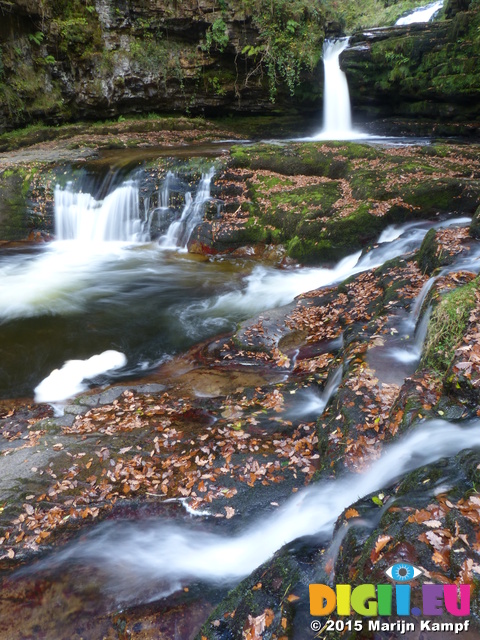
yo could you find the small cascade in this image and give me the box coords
[407,277,437,329]
[55,182,146,243]
[159,167,215,250]
[395,0,444,25]
[143,171,176,238]
[295,365,343,417]
[392,307,432,364]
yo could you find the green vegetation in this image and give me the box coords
[204,18,230,52]
[0,0,478,129]
[363,9,480,105]
[423,278,478,373]
[0,114,210,152]
[242,0,324,99]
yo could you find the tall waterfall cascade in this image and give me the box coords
[313,39,363,141]
[395,0,444,25]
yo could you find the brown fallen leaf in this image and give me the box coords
[370,534,392,563]
[264,609,274,627]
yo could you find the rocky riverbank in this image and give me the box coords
[0,126,479,638]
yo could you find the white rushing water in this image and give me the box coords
[0,217,459,326]
[395,0,444,25]
[182,219,440,325]
[159,167,215,250]
[49,420,480,601]
[291,365,343,417]
[0,171,217,322]
[313,39,365,141]
[55,182,146,243]
[34,350,127,403]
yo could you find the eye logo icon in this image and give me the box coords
[386,563,422,582]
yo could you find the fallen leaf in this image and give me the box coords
[345,508,360,520]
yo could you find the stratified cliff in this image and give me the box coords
[0,0,328,132]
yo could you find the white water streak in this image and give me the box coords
[51,421,480,598]
[159,167,214,249]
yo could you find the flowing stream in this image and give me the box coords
[0,167,469,403]
[31,420,480,603]
[1,153,478,634]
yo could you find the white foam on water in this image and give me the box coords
[34,350,127,403]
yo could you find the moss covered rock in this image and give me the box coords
[343,6,480,128]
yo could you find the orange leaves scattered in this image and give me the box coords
[455,495,480,524]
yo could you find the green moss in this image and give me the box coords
[422,278,478,373]
[259,182,342,232]
[404,179,465,211]
[416,228,439,274]
[0,169,30,240]
[0,115,211,152]
[231,142,355,178]
[470,205,480,239]
[197,548,300,639]
[364,9,480,114]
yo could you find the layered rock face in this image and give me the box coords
[0,0,325,132]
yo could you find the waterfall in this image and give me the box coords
[322,38,352,135]
[55,181,146,243]
[159,167,215,250]
[54,169,214,248]
[315,39,353,140]
[396,0,444,25]
[313,38,363,141]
